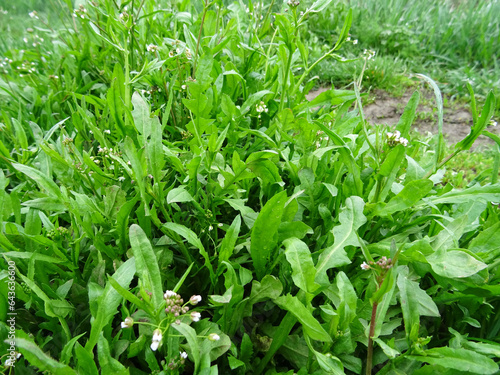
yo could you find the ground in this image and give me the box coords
[307,87,499,149]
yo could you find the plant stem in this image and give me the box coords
[366,301,379,375]
[193,1,212,76]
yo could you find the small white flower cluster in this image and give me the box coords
[489,119,498,127]
[0,9,8,15]
[346,37,358,44]
[4,352,21,367]
[29,11,39,19]
[73,5,88,19]
[168,40,192,60]
[97,146,117,155]
[167,351,189,370]
[256,101,268,118]
[121,292,213,353]
[14,61,38,77]
[121,316,134,328]
[146,44,158,53]
[360,256,393,271]
[363,49,376,60]
[386,130,409,147]
[151,329,162,351]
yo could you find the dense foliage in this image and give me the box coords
[0,0,499,374]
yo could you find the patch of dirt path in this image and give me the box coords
[308,87,499,149]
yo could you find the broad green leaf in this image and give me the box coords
[423,184,500,206]
[377,145,406,201]
[254,313,297,374]
[395,91,420,139]
[283,237,320,294]
[397,271,422,341]
[19,273,74,318]
[314,350,344,374]
[274,294,332,342]
[12,163,63,200]
[249,275,283,303]
[455,91,496,151]
[251,191,288,279]
[86,258,136,351]
[60,333,86,365]
[308,0,333,13]
[147,117,165,183]
[374,338,400,359]
[129,224,163,306]
[2,252,65,264]
[247,158,282,187]
[432,216,468,251]
[98,333,129,375]
[123,136,148,215]
[15,338,77,375]
[163,222,215,279]
[278,221,313,242]
[218,215,241,266]
[427,249,487,278]
[172,323,201,373]
[315,122,363,195]
[108,276,149,312]
[316,196,366,285]
[74,342,99,375]
[408,347,498,374]
[372,179,433,216]
[131,92,152,140]
[167,186,194,204]
[468,221,500,262]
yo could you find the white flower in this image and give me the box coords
[190,295,202,305]
[208,333,220,341]
[4,358,15,367]
[164,290,176,299]
[361,262,370,270]
[180,351,188,359]
[353,39,358,45]
[104,129,111,134]
[181,84,187,90]
[147,44,158,52]
[118,176,125,182]
[256,101,267,113]
[151,329,163,351]
[217,223,223,227]
[208,225,213,231]
[121,317,134,328]
[190,311,201,322]
[29,11,39,19]
[151,341,160,351]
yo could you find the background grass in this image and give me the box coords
[306,0,500,102]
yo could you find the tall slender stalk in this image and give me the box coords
[366,301,379,375]
[193,0,213,76]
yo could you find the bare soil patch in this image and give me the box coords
[308,87,499,149]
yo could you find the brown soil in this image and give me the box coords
[307,87,499,149]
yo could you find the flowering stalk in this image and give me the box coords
[366,301,378,375]
[361,256,394,375]
[193,0,214,75]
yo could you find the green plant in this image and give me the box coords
[0,0,499,374]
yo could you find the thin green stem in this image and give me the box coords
[366,301,379,375]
